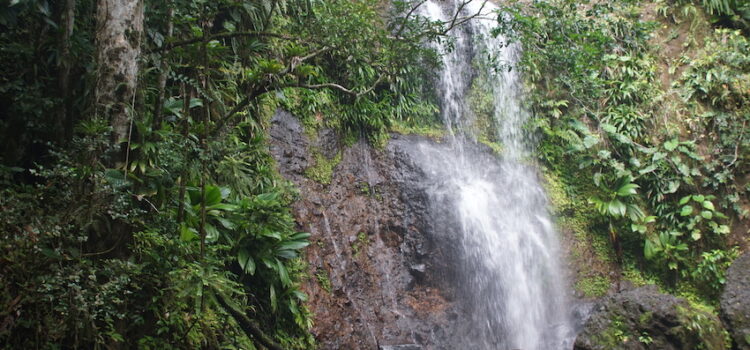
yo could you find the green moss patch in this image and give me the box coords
[305,149,342,185]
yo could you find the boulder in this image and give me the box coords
[574,285,727,350]
[720,253,750,349]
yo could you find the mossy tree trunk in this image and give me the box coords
[95,0,144,164]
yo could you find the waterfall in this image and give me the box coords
[412,1,574,349]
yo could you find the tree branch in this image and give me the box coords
[211,46,333,138]
[296,73,386,97]
[441,0,489,35]
[394,0,429,38]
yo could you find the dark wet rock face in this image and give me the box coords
[721,253,750,349]
[574,285,727,350]
[269,110,465,349]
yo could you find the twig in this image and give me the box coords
[394,0,429,38]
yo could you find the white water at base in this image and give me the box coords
[416,1,574,349]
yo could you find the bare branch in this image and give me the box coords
[296,73,386,97]
[395,0,491,41]
[442,0,489,35]
[448,0,473,31]
[394,0,429,38]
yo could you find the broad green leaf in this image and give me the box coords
[680,205,694,216]
[220,187,231,199]
[291,290,308,301]
[664,138,679,151]
[701,210,713,220]
[289,232,311,240]
[609,199,627,217]
[277,259,291,287]
[180,224,198,242]
[715,225,730,234]
[616,183,639,197]
[269,285,277,312]
[261,257,275,269]
[639,164,657,175]
[205,224,219,242]
[692,195,705,203]
[208,203,238,211]
[601,123,617,133]
[276,249,298,259]
[263,231,282,240]
[644,239,656,259]
[678,195,692,205]
[702,201,715,211]
[205,186,222,206]
[256,192,279,201]
[627,204,645,221]
[593,172,603,187]
[691,230,702,241]
[279,241,310,251]
[583,135,599,149]
[237,248,256,275]
[666,181,680,194]
[678,164,690,176]
[216,217,236,230]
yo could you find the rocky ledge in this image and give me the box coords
[720,252,750,349]
[574,285,727,350]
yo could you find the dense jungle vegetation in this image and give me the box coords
[492,0,750,306]
[0,0,462,348]
[1,0,748,348]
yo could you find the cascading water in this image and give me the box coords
[414,1,574,348]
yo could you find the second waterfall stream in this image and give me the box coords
[412,1,575,348]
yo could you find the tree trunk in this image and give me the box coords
[57,0,76,143]
[153,2,174,130]
[95,0,144,163]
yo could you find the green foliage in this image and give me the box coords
[315,269,333,294]
[590,176,644,221]
[351,232,369,257]
[1,0,459,346]
[676,303,731,349]
[305,149,342,185]
[576,276,612,298]
[595,316,631,346]
[681,29,750,219]
[496,0,746,301]
[673,0,750,29]
[691,248,739,294]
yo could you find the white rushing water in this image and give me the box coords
[415,1,574,348]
